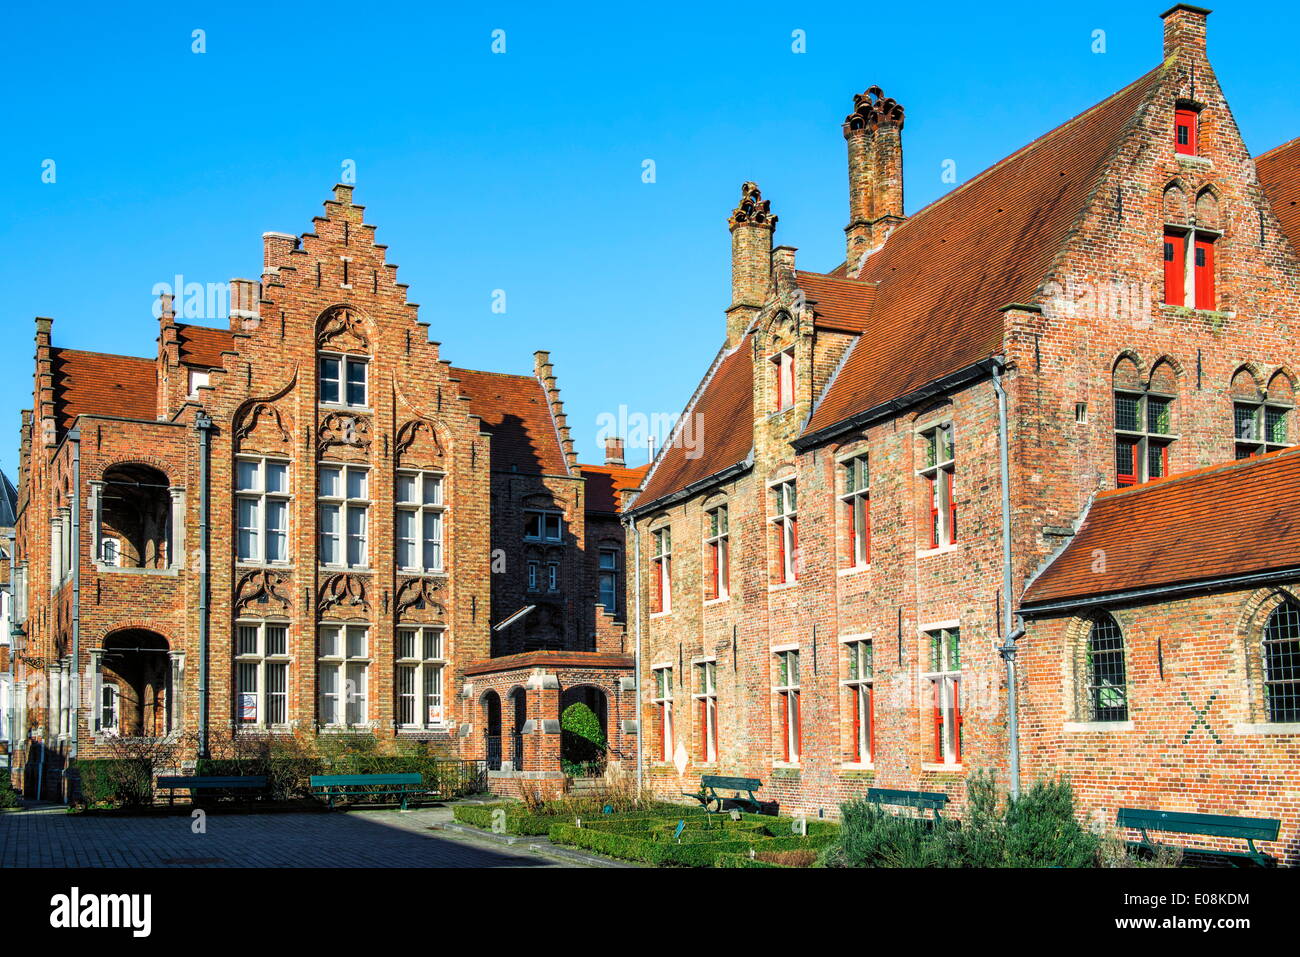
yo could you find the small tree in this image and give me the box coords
[560,702,606,775]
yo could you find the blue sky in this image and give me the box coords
[3,0,1296,475]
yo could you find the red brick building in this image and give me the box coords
[7,184,644,800]
[624,4,1300,860]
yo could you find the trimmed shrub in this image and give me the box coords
[560,703,606,776]
[73,758,154,808]
[0,786,20,809]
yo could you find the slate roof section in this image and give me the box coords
[578,462,650,514]
[634,334,755,508]
[50,348,158,434]
[1257,136,1300,251]
[451,367,569,475]
[805,65,1165,438]
[176,323,236,368]
[1021,447,1300,609]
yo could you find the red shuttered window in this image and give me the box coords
[1194,237,1215,310]
[1174,108,1198,155]
[1163,231,1186,306]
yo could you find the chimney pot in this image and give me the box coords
[844,86,906,271]
[727,182,777,346]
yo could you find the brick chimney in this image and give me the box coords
[34,317,56,447]
[844,86,905,274]
[229,278,261,332]
[726,182,777,347]
[1162,4,1210,57]
[604,437,626,467]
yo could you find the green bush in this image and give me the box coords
[0,786,20,809]
[73,759,155,808]
[560,703,606,773]
[1001,778,1100,868]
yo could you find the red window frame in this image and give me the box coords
[1163,231,1186,306]
[948,472,958,545]
[1194,237,1215,310]
[928,474,941,549]
[931,677,962,764]
[772,348,795,411]
[1116,437,1139,487]
[1174,108,1198,156]
[779,689,801,762]
[852,684,874,764]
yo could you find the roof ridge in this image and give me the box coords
[857,64,1165,268]
[52,346,155,364]
[1256,135,1300,162]
[1095,445,1300,502]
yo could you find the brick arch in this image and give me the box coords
[1063,609,1132,722]
[1230,363,1265,400]
[101,621,176,646]
[1162,180,1190,224]
[1112,350,1144,390]
[1194,185,1222,230]
[1146,354,1185,392]
[92,457,175,483]
[700,490,729,511]
[833,433,870,458]
[765,462,797,483]
[1233,585,1300,722]
[909,397,953,424]
[315,303,372,354]
[1266,366,1298,402]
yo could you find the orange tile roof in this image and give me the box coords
[805,66,1164,438]
[50,348,157,433]
[450,367,568,475]
[1021,447,1300,609]
[1257,136,1300,252]
[795,271,878,333]
[578,462,650,513]
[176,322,235,368]
[634,335,755,508]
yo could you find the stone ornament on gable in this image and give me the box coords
[233,372,297,452]
[395,419,445,461]
[318,411,372,456]
[235,568,291,615]
[318,573,371,614]
[316,304,370,352]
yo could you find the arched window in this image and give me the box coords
[1263,601,1300,723]
[1114,360,1176,486]
[1086,614,1128,722]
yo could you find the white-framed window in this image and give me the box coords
[919,424,957,548]
[775,649,801,762]
[839,453,871,567]
[396,471,445,572]
[1115,391,1174,486]
[651,527,671,613]
[99,682,120,734]
[319,353,368,408]
[694,659,718,763]
[524,510,563,543]
[237,457,291,564]
[236,621,291,727]
[598,548,619,611]
[319,464,369,568]
[769,480,798,583]
[396,626,446,728]
[772,347,795,411]
[1234,399,1291,459]
[924,627,962,765]
[318,623,370,727]
[187,369,211,397]
[705,505,729,600]
[99,537,122,567]
[652,666,674,762]
[546,561,560,592]
[527,560,539,591]
[843,638,873,763]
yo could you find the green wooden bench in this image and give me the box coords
[866,787,949,825]
[156,775,267,806]
[1116,808,1280,867]
[682,775,765,815]
[309,773,429,811]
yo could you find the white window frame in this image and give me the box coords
[922,626,962,766]
[1234,398,1291,459]
[598,548,619,611]
[187,369,211,397]
[319,352,369,408]
[546,561,560,593]
[527,560,539,592]
[235,620,292,728]
[652,666,674,762]
[396,626,447,729]
[839,453,870,568]
[524,509,564,543]
[772,346,795,411]
[651,527,672,613]
[769,480,798,583]
[396,470,446,573]
[237,457,292,565]
[705,505,729,601]
[693,659,718,763]
[99,681,120,735]
[841,636,873,764]
[318,623,371,728]
[775,649,801,762]
[918,423,957,549]
[318,464,370,568]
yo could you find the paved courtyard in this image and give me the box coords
[0,804,589,868]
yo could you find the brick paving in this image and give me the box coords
[0,805,588,868]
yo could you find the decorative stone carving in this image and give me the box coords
[395,418,445,463]
[395,576,446,620]
[843,85,905,133]
[318,573,371,614]
[728,182,777,230]
[316,304,370,351]
[233,374,297,453]
[235,569,291,615]
[318,411,372,457]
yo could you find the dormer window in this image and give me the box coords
[319,353,368,407]
[772,347,795,412]
[1174,107,1199,156]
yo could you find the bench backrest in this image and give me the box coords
[1116,808,1280,842]
[309,773,423,787]
[701,775,761,793]
[157,776,267,788]
[866,787,949,810]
